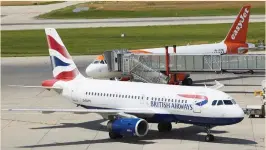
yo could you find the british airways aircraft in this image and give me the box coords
[4,28,245,142]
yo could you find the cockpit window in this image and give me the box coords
[217,100,223,106]
[231,99,236,104]
[223,100,233,105]
[93,60,99,64]
[100,60,105,64]
[212,100,217,105]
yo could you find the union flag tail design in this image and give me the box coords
[224,5,251,44]
[45,28,81,80]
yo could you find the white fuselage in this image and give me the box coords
[138,42,227,54]
[58,77,244,125]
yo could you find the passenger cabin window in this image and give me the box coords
[212,100,217,105]
[217,100,223,106]
[223,100,233,105]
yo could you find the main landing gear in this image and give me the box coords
[158,122,172,132]
[205,127,214,142]
[109,132,123,139]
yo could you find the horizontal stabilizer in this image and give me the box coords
[238,46,266,50]
[8,85,62,90]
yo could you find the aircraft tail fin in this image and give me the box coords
[223,5,251,44]
[45,28,83,81]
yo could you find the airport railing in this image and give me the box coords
[122,55,169,84]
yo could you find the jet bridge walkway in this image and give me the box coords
[104,50,265,84]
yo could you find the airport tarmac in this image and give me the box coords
[1,56,265,150]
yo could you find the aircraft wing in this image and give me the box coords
[1,108,157,115]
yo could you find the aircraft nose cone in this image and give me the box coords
[234,107,245,123]
[238,106,245,117]
[85,65,95,76]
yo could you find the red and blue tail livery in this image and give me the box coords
[45,28,80,80]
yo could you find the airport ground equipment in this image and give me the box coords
[253,80,266,104]
[104,50,265,85]
[243,105,265,118]
[244,80,266,118]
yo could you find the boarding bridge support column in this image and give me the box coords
[165,46,170,76]
[173,45,176,53]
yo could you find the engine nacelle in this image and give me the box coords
[107,118,149,137]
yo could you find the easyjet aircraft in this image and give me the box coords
[86,5,257,79]
[3,28,244,142]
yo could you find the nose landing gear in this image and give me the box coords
[205,126,215,142]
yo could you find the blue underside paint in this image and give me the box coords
[80,105,244,126]
[146,114,244,126]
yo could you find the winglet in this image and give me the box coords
[210,80,224,90]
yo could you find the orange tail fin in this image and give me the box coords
[224,5,251,43]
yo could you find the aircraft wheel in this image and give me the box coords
[158,122,172,132]
[182,79,188,85]
[182,78,193,86]
[187,78,193,85]
[109,132,123,139]
[205,134,214,142]
[249,114,255,118]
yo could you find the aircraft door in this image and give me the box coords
[71,87,79,104]
[140,94,145,105]
[193,92,205,113]
[193,100,201,113]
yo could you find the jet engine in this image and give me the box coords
[107,118,149,137]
